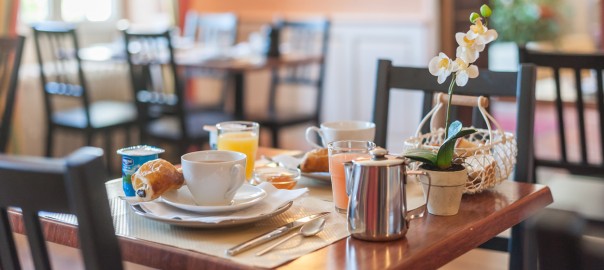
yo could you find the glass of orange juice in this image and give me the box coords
[328,140,376,213]
[216,121,260,181]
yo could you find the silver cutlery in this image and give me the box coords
[255,217,326,256]
[226,212,330,256]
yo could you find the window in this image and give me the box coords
[20,0,113,23]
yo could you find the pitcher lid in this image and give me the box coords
[352,147,405,166]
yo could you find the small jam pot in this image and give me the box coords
[253,167,300,190]
[117,145,165,196]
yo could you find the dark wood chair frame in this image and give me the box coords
[372,59,537,270]
[252,19,330,147]
[0,35,24,153]
[124,30,232,159]
[32,23,136,173]
[519,47,604,177]
[0,147,122,270]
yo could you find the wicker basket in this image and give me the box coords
[404,94,517,194]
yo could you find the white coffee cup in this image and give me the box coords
[305,120,376,148]
[181,150,246,206]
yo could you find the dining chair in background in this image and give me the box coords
[123,30,232,161]
[532,208,604,270]
[372,59,537,269]
[0,35,24,153]
[247,19,330,147]
[182,11,238,112]
[32,22,137,173]
[0,147,123,270]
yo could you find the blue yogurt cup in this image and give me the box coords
[116,145,165,196]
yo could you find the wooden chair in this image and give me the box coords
[372,59,537,269]
[0,147,122,270]
[32,22,137,172]
[519,48,604,177]
[123,30,232,160]
[533,208,604,270]
[0,35,24,153]
[247,19,330,147]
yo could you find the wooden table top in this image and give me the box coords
[9,147,553,269]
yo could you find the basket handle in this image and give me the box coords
[415,93,506,144]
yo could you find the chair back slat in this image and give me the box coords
[573,69,588,164]
[521,47,604,175]
[0,147,123,270]
[552,67,568,162]
[0,36,24,153]
[23,211,52,270]
[0,210,19,270]
[597,70,604,163]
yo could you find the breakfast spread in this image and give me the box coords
[131,159,184,201]
[299,148,329,173]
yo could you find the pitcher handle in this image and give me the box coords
[404,170,431,222]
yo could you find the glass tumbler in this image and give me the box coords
[328,140,376,213]
[216,121,260,181]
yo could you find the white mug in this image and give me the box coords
[181,150,246,206]
[305,121,376,148]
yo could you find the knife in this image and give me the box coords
[226,212,330,256]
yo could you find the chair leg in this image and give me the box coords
[45,126,54,157]
[85,130,93,146]
[271,127,280,148]
[104,130,113,175]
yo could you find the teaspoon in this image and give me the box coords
[255,217,326,256]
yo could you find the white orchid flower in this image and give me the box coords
[454,58,479,87]
[455,33,482,63]
[429,53,459,84]
[466,18,498,46]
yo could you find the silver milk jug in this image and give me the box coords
[344,147,431,241]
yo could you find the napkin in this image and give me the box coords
[135,183,308,223]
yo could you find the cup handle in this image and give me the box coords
[305,126,324,149]
[404,170,431,223]
[225,163,245,200]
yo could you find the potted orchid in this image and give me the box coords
[404,4,498,216]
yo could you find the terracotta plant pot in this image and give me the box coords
[418,164,467,216]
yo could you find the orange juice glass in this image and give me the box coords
[328,140,376,213]
[216,121,259,180]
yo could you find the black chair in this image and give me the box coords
[533,208,604,270]
[0,35,24,153]
[123,30,232,160]
[372,59,537,269]
[0,147,122,270]
[247,19,330,147]
[519,48,604,177]
[32,22,137,172]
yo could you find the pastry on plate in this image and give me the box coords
[131,159,184,201]
[300,148,329,173]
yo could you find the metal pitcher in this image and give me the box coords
[344,147,431,241]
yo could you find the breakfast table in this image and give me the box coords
[8,147,552,269]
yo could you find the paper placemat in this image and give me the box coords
[42,179,350,269]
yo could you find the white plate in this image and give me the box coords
[130,201,292,228]
[161,184,267,214]
[301,172,331,182]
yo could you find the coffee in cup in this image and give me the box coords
[181,150,246,206]
[305,121,376,148]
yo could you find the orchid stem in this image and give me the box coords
[444,74,456,139]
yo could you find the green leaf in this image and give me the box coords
[403,149,437,166]
[480,4,492,18]
[435,128,477,169]
[469,12,480,23]
[447,121,463,140]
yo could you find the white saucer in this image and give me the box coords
[161,184,267,214]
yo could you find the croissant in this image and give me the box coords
[300,148,329,173]
[131,159,184,201]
